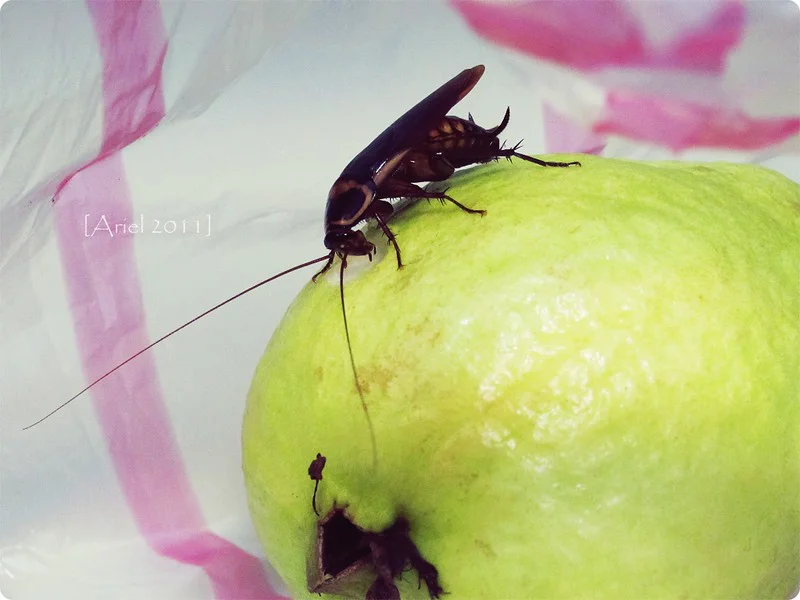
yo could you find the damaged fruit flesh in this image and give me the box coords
[308,505,442,600]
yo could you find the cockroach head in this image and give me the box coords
[324,228,376,258]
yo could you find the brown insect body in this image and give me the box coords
[425,110,511,165]
[315,65,487,279]
[390,107,580,187]
[389,111,508,183]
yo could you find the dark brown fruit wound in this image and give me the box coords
[308,508,443,600]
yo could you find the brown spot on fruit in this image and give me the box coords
[475,539,497,559]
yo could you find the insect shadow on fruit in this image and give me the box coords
[308,452,327,517]
[308,507,443,600]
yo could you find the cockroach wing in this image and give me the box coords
[339,65,485,181]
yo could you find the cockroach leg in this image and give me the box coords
[380,178,486,217]
[312,252,337,282]
[372,212,403,269]
[438,189,485,216]
[371,199,394,222]
[503,141,581,168]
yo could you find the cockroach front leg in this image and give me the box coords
[368,200,403,269]
[311,251,336,282]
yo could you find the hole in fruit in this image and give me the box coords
[308,509,443,599]
[321,510,371,577]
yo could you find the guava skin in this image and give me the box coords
[242,156,800,599]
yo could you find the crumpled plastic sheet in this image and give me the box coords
[453,0,800,156]
[0,1,797,599]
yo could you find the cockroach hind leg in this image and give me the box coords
[440,192,486,217]
[421,185,485,217]
[508,142,581,168]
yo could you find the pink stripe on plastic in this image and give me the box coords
[87,0,168,152]
[51,1,283,597]
[665,3,745,72]
[450,0,744,73]
[54,160,278,599]
[594,91,800,151]
[53,0,169,200]
[542,103,606,155]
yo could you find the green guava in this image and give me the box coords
[242,156,800,600]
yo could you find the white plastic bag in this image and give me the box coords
[1,1,797,599]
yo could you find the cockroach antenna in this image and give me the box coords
[23,254,332,430]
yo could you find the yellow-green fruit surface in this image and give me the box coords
[242,156,800,599]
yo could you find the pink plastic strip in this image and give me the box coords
[52,1,282,597]
[450,0,744,73]
[450,0,797,151]
[594,91,800,151]
[543,103,606,155]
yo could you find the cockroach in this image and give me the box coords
[24,65,577,464]
[311,64,488,279]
